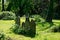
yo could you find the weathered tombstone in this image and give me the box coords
[30,19,36,37]
[24,18,30,33]
[21,17,30,35]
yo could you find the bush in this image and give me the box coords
[10,24,30,35]
[10,24,25,34]
[10,24,19,33]
[33,15,45,23]
[0,31,13,40]
[51,25,60,32]
[0,11,15,20]
[0,31,5,40]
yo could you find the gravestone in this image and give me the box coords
[22,18,30,34]
[21,18,36,37]
[24,18,30,33]
[30,19,36,37]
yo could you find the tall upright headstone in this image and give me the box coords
[30,19,36,37]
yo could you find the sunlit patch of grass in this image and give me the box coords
[0,20,14,33]
[53,20,60,25]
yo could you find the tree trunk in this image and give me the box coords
[46,0,53,23]
[2,0,5,11]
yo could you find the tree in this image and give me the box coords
[46,0,54,23]
[2,0,5,11]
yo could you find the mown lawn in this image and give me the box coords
[0,19,60,40]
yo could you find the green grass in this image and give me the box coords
[0,19,60,40]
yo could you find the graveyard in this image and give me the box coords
[0,0,60,40]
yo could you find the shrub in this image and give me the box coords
[10,24,19,33]
[0,31,5,40]
[10,24,31,35]
[0,11,15,20]
[48,25,60,32]
[52,25,60,32]
[10,24,25,34]
[6,36,12,40]
[0,31,13,40]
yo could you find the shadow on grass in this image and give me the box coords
[14,31,36,38]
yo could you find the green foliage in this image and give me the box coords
[0,11,15,20]
[34,15,41,22]
[0,31,5,40]
[6,0,33,16]
[11,21,36,37]
[10,24,19,33]
[10,24,25,34]
[49,25,60,32]
[0,31,12,40]
[33,15,45,23]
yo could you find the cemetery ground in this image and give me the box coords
[0,17,60,40]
